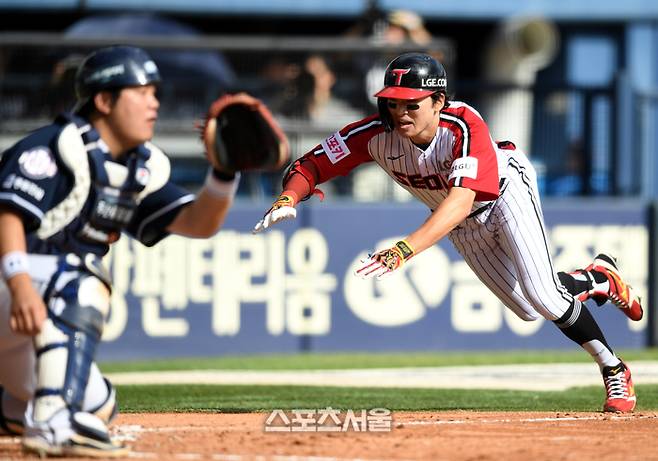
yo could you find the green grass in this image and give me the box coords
[115,383,658,413]
[100,349,658,373]
[105,350,658,413]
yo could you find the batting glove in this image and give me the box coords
[354,240,415,280]
[253,194,297,233]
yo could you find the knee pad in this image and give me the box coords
[33,274,110,423]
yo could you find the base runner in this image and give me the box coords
[254,52,643,413]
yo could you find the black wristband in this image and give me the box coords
[211,168,236,182]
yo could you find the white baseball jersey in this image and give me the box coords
[302,100,574,321]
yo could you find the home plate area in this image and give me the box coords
[4,411,658,460]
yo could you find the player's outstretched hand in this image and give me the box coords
[354,240,415,280]
[253,194,297,233]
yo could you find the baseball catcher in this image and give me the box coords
[0,46,290,458]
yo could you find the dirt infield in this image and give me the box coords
[3,411,658,460]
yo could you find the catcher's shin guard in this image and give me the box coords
[33,273,110,429]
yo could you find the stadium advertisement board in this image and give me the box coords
[99,201,648,360]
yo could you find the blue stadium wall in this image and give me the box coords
[98,201,649,361]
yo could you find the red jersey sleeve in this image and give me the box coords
[441,106,499,201]
[301,115,381,184]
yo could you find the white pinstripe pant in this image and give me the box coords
[450,151,576,322]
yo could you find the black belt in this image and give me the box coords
[466,178,507,219]
[467,203,492,219]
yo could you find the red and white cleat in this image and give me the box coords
[602,361,636,413]
[587,253,644,321]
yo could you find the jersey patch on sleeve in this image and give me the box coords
[18,147,58,180]
[320,132,351,164]
[449,156,478,181]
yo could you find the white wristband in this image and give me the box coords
[204,170,241,199]
[1,251,29,280]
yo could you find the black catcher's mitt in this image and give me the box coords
[202,92,290,172]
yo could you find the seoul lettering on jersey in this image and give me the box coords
[392,171,447,191]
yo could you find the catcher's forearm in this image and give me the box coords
[168,191,233,237]
[0,208,28,255]
[167,172,239,237]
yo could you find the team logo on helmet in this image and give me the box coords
[391,68,411,86]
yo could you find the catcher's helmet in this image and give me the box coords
[74,45,161,111]
[374,52,447,100]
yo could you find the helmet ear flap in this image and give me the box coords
[377,98,393,132]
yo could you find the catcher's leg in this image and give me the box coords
[0,258,116,437]
[23,272,127,458]
[0,273,36,436]
[1,364,115,437]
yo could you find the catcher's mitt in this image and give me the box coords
[201,92,290,172]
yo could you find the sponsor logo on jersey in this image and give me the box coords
[80,223,119,244]
[449,157,478,181]
[95,198,135,224]
[18,147,58,180]
[421,77,447,88]
[391,68,410,86]
[2,174,45,201]
[321,132,351,164]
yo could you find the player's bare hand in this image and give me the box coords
[8,274,46,335]
[354,240,415,280]
[253,194,297,233]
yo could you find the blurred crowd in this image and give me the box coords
[0,9,598,199]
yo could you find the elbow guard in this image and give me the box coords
[282,157,325,202]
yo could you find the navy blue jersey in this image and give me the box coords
[0,113,194,256]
